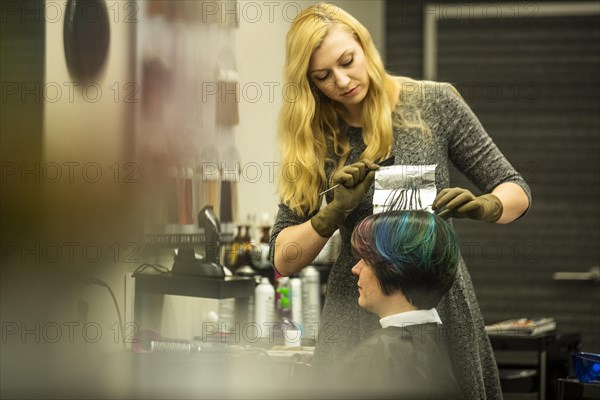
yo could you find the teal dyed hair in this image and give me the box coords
[351,210,460,309]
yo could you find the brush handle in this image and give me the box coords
[318,157,394,196]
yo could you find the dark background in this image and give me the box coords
[385,0,600,353]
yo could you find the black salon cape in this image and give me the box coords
[323,323,464,399]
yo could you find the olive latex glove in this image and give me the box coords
[433,187,503,223]
[311,160,378,237]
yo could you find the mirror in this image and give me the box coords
[63,0,110,81]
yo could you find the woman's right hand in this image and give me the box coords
[330,159,378,212]
[311,159,378,237]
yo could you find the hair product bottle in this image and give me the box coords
[276,277,291,321]
[300,265,320,342]
[254,277,275,338]
[290,277,303,328]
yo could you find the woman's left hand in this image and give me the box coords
[433,187,503,223]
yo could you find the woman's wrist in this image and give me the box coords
[310,205,346,237]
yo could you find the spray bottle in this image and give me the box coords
[300,265,320,342]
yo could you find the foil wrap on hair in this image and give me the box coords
[373,165,437,214]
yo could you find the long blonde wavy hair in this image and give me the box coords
[278,2,426,216]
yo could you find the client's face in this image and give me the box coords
[351,259,385,314]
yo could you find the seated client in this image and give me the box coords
[330,210,464,399]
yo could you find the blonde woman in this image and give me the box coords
[269,3,530,399]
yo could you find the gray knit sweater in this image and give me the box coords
[270,81,531,399]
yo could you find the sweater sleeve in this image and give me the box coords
[437,84,532,210]
[268,202,315,272]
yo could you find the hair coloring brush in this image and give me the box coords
[319,156,394,196]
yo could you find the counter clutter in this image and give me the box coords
[127,199,335,399]
[100,343,317,398]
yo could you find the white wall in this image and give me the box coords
[42,2,138,395]
[235,1,384,227]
